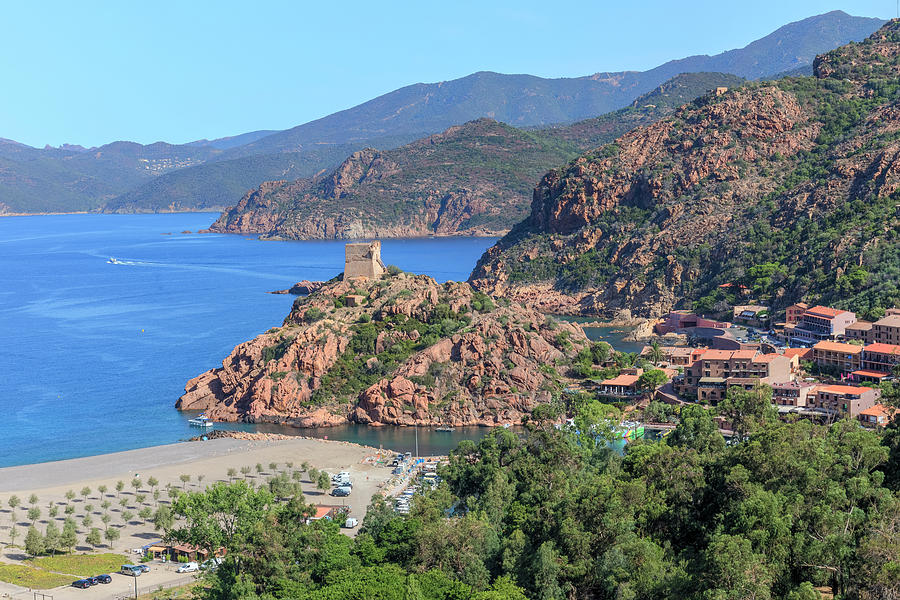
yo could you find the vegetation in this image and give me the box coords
[29,553,128,577]
[0,562,73,590]
[161,403,900,600]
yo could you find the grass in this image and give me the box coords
[0,563,73,589]
[29,552,128,577]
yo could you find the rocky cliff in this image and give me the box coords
[177,271,587,427]
[470,22,900,319]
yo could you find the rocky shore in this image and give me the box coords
[178,271,587,428]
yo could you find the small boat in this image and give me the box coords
[434,426,455,432]
[189,414,214,428]
[107,257,121,264]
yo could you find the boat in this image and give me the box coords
[188,414,214,428]
[107,257,121,264]
[434,426,455,432]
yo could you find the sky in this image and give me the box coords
[0,0,895,148]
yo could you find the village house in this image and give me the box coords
[772,380,817,407]
[872,314,900,345]
[858,404,897,428]
[851,369,892,384]
[785,302,809,325]
[639,345,706,366]
[807,384,881,418]
[654,311,728,335]
[679,350,793,402]
[785,305,856,344]
[732,305,770,328]
[844,320,873,343]
[861,342,900,373]
[597,373,642,397]
[812,340,863,372]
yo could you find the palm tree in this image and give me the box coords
[648,340,665,365]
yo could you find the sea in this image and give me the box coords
[0,213,502,467]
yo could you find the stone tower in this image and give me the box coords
[344,241,386,279]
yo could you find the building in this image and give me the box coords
[679,350,793,402]
[812,341,863,371]
[733,305,770,328]
[861,342,900,373]
[343,241,385,279]
[597,373,642,397]
[872,314,900,345]
[851,369,892,384]
[639,345,706,366]
[785,302,809,325]
[772,380,817,407]
[858,404,897,428]
[786,306,856,343]
[654,311,728,335]
[844,320,873,343]
[808,385,881,418]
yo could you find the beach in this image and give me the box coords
[0,436,398,576]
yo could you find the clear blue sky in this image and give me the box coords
[0,0,893,148]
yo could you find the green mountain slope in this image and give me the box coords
[208,74,744,239]
[470,21,900,319]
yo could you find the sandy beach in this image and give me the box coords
[0,436,399,566]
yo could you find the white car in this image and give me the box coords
[177,562,199,573]
[344,517,359,528]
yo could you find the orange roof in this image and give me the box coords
[806,305,848,319]
[783,348,813,359]
[702,350,734,360]
[600,374,640,386]
[731,350,757,360]
[852,369,890,378]
[312,506,334,519]
[859,404,894,418]
[752,353,781,363]
[864,342,900,355]
[814,341,862,354]
[817,384,872,396]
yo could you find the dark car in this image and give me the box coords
[331,486,351,497]
[93,574,112,584]
[135,564,150,573]
[72,579,92,589]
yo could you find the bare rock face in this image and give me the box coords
[471,24,900,318]
[177,271,587,428]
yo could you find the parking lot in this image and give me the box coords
[45,564,195,600]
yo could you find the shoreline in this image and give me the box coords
[0,435,387,494]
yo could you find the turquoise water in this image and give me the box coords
[0,213,498,467]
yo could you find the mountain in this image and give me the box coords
[469,21,900,320]
[0,11,885,215]
[176,269,587,427]
[208,73,744,239]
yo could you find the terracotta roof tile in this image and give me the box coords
[813,341,863,354]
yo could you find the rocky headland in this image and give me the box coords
[469,22,900,318]
[177,270,587,428]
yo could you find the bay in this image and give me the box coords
[0,213,497,467]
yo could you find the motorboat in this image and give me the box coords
[188,414,214,428]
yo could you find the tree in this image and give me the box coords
[180,474,191,489]
[27,507,40,524]
[240,466,251,478]
[64,504,75,515]
[197,474,206,488]
[101,500,110,511]
[255,463,264,476]
[668,404,726,453]
[82,514,92,529]
[84,503,94,514]
[64,490,75,502]
[135,493,146,505]
[648,340,665,365]
[60,521,77,554]
[131,478,142,493]
[138,507,153,523]
[147,476,159,490]
[28,494,38,507]
[80,486,91,500]
[115,480,125,497]
[24,526,43,556]
[268,462,278,473]
[98,484,108,496]
[101,513,111,528]
[48,505,58,519]
[301,461,310,473]
[44,521,60,556]
[316,471,331,494]
[638,368,668,391]
[122,510,134,524]
[718,384,777,441]
[152,506,174,531]
[153,490,161,506]
[85,527,102,549]
[104,527,120,547]
[8,495,20,512]
[8,526,18,548]
[227,468,237,482]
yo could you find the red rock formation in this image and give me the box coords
[177,271,587,428]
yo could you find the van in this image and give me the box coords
[120,565,143,577]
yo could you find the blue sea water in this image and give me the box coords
[0,213,498,467]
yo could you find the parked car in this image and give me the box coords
[200,557,223,571]
[177,562,199,573]
[331,486,351,497]
[136,564,150,573]
[344,517,359,528]
[93,574,112,584]
[120,565,143,577]
[72,579,92,589]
